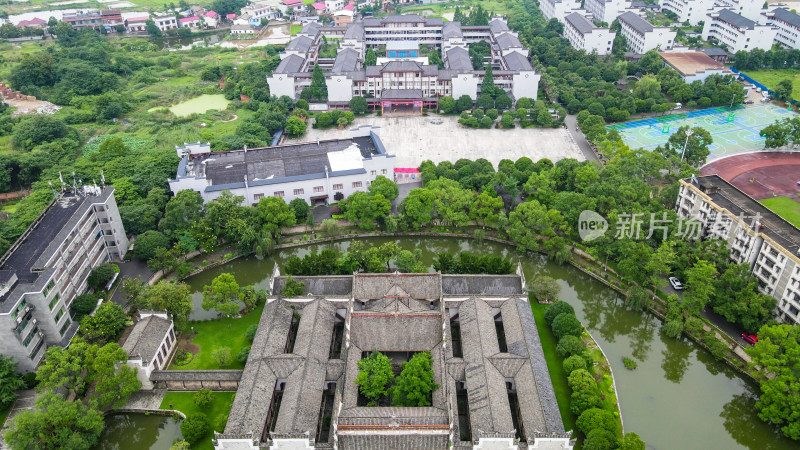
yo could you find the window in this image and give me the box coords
[49,294,60,311]
[43,280,55,297]
[294,188,304,195]
[29,340,44,360]
[55,307,65,323]
[370,170,376,176]
[333,183,343,190]
[60,320,71,336]
[23,327,37,347]
[313,186,324,193]
[274,191,285,197]
[12,300,27,319]
[352,181,362,188]
[254,193,264,201]
[382,169,387,174]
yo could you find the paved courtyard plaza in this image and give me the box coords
[288,115,585,168]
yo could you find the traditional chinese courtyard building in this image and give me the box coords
[214,271,574,450]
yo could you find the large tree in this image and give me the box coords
[354,351,394,406]
[684,259,717,314]
[3,392,105,450]
[659,126,713,167]
[391,351,439,407]
[747,325,800,440]
[0,356,25,411]
[340,191,391,231]
[367,175,399,201]
[255,196,296,237]
[202,273,242,317]
[79,302,128,344]
[159,189,205,240]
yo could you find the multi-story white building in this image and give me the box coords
[564,12,616,55]
[764,7,800,50]
[540,0,583,22]
[0,187,128,372]
[676,176,800,326]
[618,11,676,54]
[702,8,776,53]
[152,13,178,31]
[584,0,633,24]
[660,0,718,26]
[268,16,541,108]
[169,127,395,206]
[728,0,768,22]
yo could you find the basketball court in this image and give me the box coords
[609,104,794,161]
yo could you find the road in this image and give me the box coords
[564,115,599,162]
[662,280,748,346]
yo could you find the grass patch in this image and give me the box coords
[290,25,303,35]
[584,332,624,438]
[760,196,800,229]
[745,68,800,100]
[530,302,576,433]
[160,391,235,450]
[170,303,263,370]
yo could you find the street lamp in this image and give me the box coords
[680,129,694,163]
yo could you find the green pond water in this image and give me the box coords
[150,94,229,118]
[173,236,796,449]
[95,413,181,449]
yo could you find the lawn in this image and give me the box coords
[290,25,303,35]
[745,68,800,100]
[160,391,236,450]
[530,302,577,434]
[761,196,800,229]
[170,303,264,370]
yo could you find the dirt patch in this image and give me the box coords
[3,96,61,116]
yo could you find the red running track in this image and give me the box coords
[700,152,800,200]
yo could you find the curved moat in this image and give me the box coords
[171,236,794,449]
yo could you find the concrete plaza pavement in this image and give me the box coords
[289,115,586,168]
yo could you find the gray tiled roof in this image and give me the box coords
[352,273,441,300]
[286,35,313,52]
[445,47,473,72]
[442,21,463,39]
[771,7,800,29]
[717,8,756,30]
[274,275,353,296]
[495,33,522,49]
[503,51,533,71]
[332,48,359,73]
[441,275,524,296]
[565,12,594,35]
[380,60,424,73]
[122,313,172,363]
[274,54,305,74]
[489,19,510,34]
[299,21,321,36]
[343,22,364,40]
[619,11,654,34]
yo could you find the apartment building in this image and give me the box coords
[676,176,800,326]
[63,9,102,29]
[268,16,541,107]
[152,13,179,31]
[618,11,676,54]
[0,187,128,372]
[584,0,633,24]
[564,12,617,55]
[169,126,395,206]
[659,0,718,25]
[764,7,800,50]
[540,0,583,22]
[702,8,776,53]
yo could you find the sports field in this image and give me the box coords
[609,104,794,160]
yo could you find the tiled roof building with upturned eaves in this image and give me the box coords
[214,271,574,450]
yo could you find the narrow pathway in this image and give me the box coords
[0,390,37,447]
[565,115,598,162]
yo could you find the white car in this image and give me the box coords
[669,277,683,291]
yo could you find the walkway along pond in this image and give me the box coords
[178,236,795,450]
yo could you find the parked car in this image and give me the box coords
[668,277,683,290]
[741,333,758,344]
